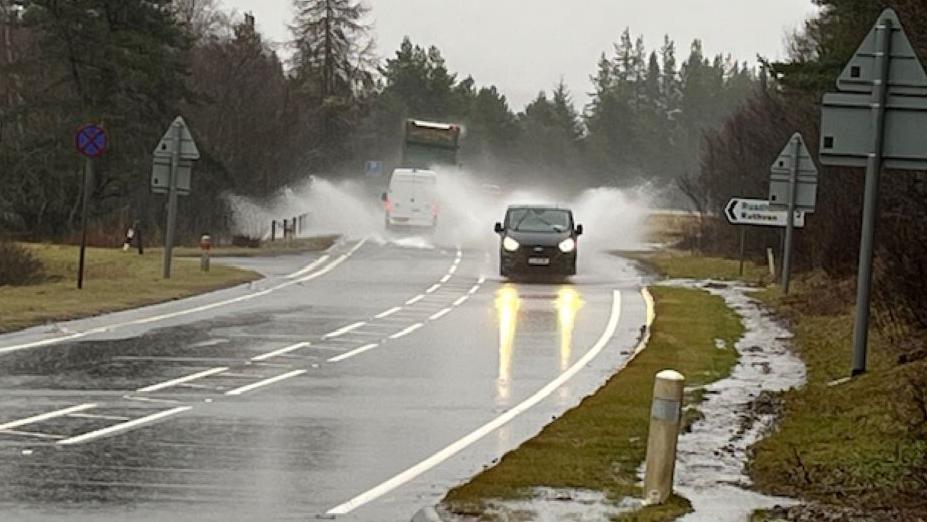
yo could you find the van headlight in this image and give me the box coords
[502,236,520,252]
[558,238,576,253]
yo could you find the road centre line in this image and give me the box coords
[448,265,458,275]
[327,344,379,363]
[440,275,451,283]
[0,404,97,431]
[285,255,331,279]
[325,289,625,516]
[250,342,312,361]
[375,307,402,319]
[323,322,367,339]
[428,308,452,321]
[478,276,486,284]
[57,407,193,446]
[388,323,423,340]
[405,295,425,305]
[0,238,369,356]
[468,285,480,295]
[137,367,230,393]
[224,369,307,396]
[426,284,441,294]
[0,429,64,440]
[453,296,469,307]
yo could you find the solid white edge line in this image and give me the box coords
[325,289,624,516]
[57,406,193,446]
[137,366,230,392]
[323,322,367,339]
[0,238,369,356]
[285,254,331,279]
[0,403,97,431]
[388,323,423,340]
[224,369,307,396]
[375,307,402,319]
[406,295,425,305]
[428,308,452,321]
[251,341,312,361]
[327,344,379,363]
[426,284,441,294]
[453,296,469,307]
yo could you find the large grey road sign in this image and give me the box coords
[770,133,818,212]
[151,116,199,195]
[818,8,927,376]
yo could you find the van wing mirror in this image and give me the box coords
[575,224,584,236]
[494,222,504,234]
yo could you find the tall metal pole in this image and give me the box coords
[162,121,181,279]
[781,136,800,294]
[851,14,892,376]
[77,157,93,289]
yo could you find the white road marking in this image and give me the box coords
[0,404,97,431]
[375,307,402,319]
[448,265,458,275]
[123,395,182,405]
[285,254,331,279]
[428,308,452,321]
[327,344,379,363]
[439,274,451,283]
[136,367,229,393]
[478,276,486,284]
[0,238,368,356]
[66,413,131,421]
[224,369,307,396]
[189,339,229,348]
[0,429,65,440]
[250,341,312,361]
[468,285,480,295]
[388,323,423,340]
[57,407,193,446]
[325,290,624,516]
[426,284,441,294]
[323,322,367,339]
[453,296,469,307]
[405,294,425,305]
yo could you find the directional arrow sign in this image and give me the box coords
[726,198,805,228]
[153,116,200,160]
[769,133,818,212]
[836,8,927,96]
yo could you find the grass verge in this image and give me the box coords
[442,286,743,521]
[173,235,337,258]
[639,251,927,517]
[0,243,261,334]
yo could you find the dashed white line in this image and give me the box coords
[388,323,423,340]
[250,342,311,361]
[325,290,624,516]
[375,307,403,319]
[468,285,480,295]
[225,369,307,396]
[327,344,379,363]
[57,407,193,446]
[406,294,425,305]
[426,284,441,294]
[428,308,452,321]
[323,322,367,339]
[137,367,230,393]
[478,276,486,284]
[439,274,451,283]
[448,265,458,275]
[453,295,469,307]
[0,404,97,431]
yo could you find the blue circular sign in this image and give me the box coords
[75,124,108,158]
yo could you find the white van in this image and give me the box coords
[382,169,439,229]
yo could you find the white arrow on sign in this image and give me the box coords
[726,198,806,228]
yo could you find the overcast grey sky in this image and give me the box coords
[224,0,817,110]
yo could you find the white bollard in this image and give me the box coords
[643,369,685,505]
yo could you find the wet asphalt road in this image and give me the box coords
[0,237,648,521]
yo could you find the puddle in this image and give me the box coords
[443,488,641,522]
[661,279,807,522]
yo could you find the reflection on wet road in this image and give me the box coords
[0,240,649,521]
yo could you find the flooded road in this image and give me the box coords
[0,238,649,521]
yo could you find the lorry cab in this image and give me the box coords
[382,168,439,229]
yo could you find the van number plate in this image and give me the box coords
[528,257,550,266]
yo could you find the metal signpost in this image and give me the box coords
[769,133,818,294]
[74,124,108,289]
[818,9,927,376]
[152,116,199,279]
